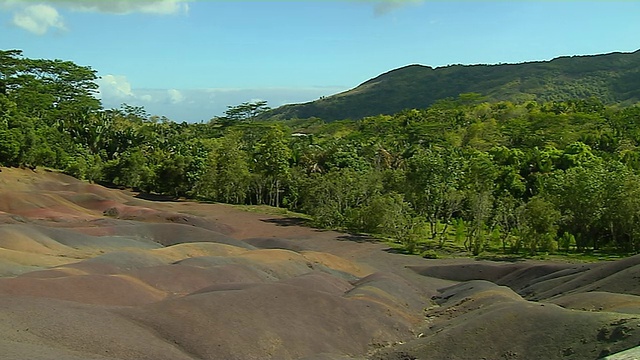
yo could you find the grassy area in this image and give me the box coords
[233,204,313,220]
[366,222,634,263]
[230,204,634,263]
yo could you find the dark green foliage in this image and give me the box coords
[0,128,22,166]
[299,168,381,228]
[406,147,465,244]
[252,125,292,207]
[155,154,192,198]
[516,196,560,254]
[102,149,153,190]
[196,131,251,204]
[348,192,414,240]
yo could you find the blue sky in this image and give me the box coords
[1,1,639,122]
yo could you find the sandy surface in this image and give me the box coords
[1,167,639,359]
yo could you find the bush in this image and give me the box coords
[421,250,439,259]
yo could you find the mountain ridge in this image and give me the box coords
[264,49,640,121]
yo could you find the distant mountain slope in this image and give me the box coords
[265,49,640,121]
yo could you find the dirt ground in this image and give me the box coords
[0,167,639,360]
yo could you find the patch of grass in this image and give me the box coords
[474,254,527,262]
[230,207,636,264]
[546,251,631,263]
[233,204,312,219]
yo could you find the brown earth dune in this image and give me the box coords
[0,167,639,359]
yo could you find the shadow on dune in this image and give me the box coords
[336,234,379,244]
[260,217,311,227]
[475,254,527,262]
[133,192,178,202]
[383,247,413,255]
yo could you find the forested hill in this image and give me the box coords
[264,49,640,122]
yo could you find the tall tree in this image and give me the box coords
[198,131,251,204]
[1,51,100,123]
[252,125,292,207]
[405,147,465,244]
[215,100,270,126]
[515,196,560,254]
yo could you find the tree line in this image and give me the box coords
[2,50,640,256]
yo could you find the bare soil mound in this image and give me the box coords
[1,167,640,360]
[121,281,414,359]
[373,280,640,360]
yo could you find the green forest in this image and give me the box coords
[3,50,640,257]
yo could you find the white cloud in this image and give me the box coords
[167,89,185,104]
[140,94,154,102]
[12,4,65,35]
[1,0,189,34]
[355,0,424,16]
[1,0,190,15]
[0,0,22,10]
[3,0,414,36]
[97,74,135,99]
[45,0,190,15]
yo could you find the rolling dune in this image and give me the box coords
[1,167,639,359]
